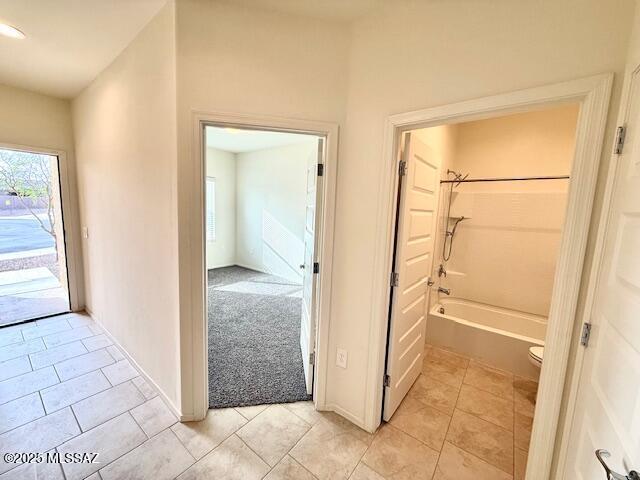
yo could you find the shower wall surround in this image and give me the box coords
[444,183,568,317]
[417,104,579,320]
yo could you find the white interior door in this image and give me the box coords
[383,132,441,421]
[300,138,323,395]
[563,67,640,479]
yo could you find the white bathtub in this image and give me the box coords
[426,298,546,379]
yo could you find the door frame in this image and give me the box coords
[183,110,339,421]
[0,141,83,318]
[367,74,613,478]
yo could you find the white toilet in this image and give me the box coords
[528,346,544,368]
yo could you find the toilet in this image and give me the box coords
[528,346,544,368]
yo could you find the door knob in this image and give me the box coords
[596,450,640,480]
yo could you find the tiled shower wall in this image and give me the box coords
[443,182,569,317]
[423,104,580,319]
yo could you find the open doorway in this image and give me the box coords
[383,104,583,477]
[204,126,324,409]
[0,147,70,326]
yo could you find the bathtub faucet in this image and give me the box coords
[438,287,451,295]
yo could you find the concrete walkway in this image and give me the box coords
[0,267,69,326]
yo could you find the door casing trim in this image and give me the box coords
[181,110,339,421]
[368,74,613,479]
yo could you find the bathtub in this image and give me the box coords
[426,298,546,379]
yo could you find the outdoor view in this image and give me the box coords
[0,148,69,326]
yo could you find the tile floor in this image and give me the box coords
[0,314,538,479]
[399,344,539,479]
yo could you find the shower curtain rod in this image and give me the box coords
[440,175,570,184]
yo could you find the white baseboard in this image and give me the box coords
[233,262,269,274]
[84,312,184,421]
[323,403,374,433]
[178,413,201,422]
[207,262,235,270]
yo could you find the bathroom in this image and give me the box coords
[384,102,580,477]
[422,103,579,379]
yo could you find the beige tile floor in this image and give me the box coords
[0,314,538,479]
[405,344,538,480]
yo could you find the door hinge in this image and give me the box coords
[390,272,399,287]
[309,352,315,365]
[614,125,626,154]
[313,262,320,274]
[383,374,391,387]
[317,163,324,176]
[580,322,592,347]
[398,160,407,176]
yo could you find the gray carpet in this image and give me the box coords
[208,266,312,408]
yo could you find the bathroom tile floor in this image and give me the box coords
[0,313,538,480]
[409,343,538,479]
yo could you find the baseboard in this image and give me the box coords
[324,403,374,433]
[86,314,184,421]
[207,262,235,270]
[233,263,269,275]
[234,263,302,284]
[178,413,201,422]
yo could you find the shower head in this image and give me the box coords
[447,169,469,186]
[455,173,469,186]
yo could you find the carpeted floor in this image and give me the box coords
[208,266,312,408]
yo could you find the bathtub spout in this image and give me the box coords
[438,287,451,295]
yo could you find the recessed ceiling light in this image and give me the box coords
[0,23,25,39]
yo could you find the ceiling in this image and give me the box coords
[0,0,381,100]
[0,0,167,98]
[221,0,382,22]
[206,127,317,153]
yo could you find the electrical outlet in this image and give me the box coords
[336,348,348,369]
[81,227,89,239]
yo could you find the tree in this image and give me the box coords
[0,149,57,247]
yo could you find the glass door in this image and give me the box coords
[0,148,70,326]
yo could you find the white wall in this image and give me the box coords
[328,0,634,429]
[0,83,74,154]
[72,2,180,409]
[206,147,236,269]
[175,0,351,417]
[235,142,313,283]
[454,105,579,179]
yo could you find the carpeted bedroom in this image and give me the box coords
[204,126,322,410]
[207,266,310,408]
